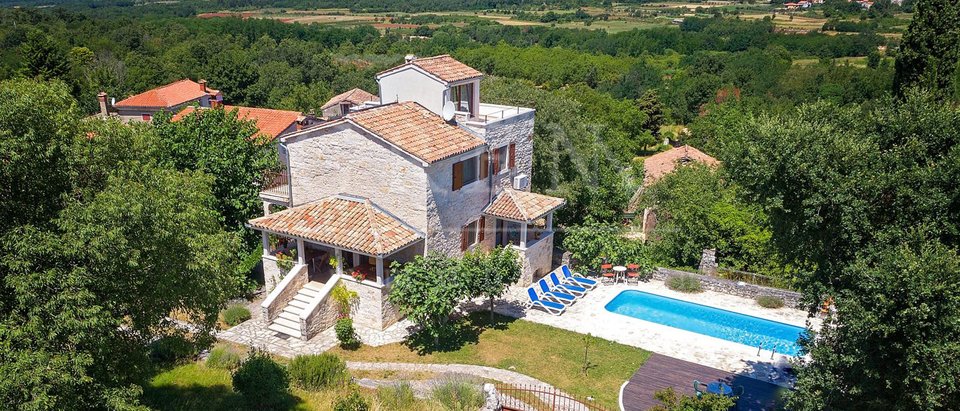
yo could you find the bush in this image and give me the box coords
[666,275,702,293]
[334,391,369,411]
[288,353,349,390]
[221,304,251,326]
[756,295,785,309]
[335,318,359,348]
[377,382,416,410]
[206,345,242,370]
[232,350,290,409]
[148,335,197,364]
[432,380,484,411]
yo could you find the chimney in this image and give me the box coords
[199,79,207,93]
[404,54,416,63]
[97,91,109,116]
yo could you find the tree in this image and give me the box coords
[893,0,960,99]
[153,108,278,241]
[461,247,521,321]
[387,253,465,344]
[636,90,665,138]
[563,218,653,270]
[19,30,69,80]
[650,387,735,411]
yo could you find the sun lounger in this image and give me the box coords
[525,287,567,315]
[548,271,587,297]
[537,278,577,304]
[560,265,598,289]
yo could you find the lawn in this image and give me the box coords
[329,312,650,409]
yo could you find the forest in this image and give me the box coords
[2,0,959,409]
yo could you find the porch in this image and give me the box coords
[483,188,566,285]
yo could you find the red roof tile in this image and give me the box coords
[248,195,422,256]
[340,102,484,164]
[642,145,720,186]
[484,189,565,222]
[321,88,378,110]
[114,79,221,109]
[173,105,302,141]
[378,55,483,84]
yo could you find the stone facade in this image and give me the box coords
[262,264,308,322]
[654,267,803,308]
[424,148,492,257]
[464,110,536,189]
[518,233,554,286]
[302,279,341,338]
[341,278,401,330]
[262,255,288,293]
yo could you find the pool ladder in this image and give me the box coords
[757,344,777,359]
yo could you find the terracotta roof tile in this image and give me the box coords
[484,189,565,222]
[173,105,302,141]
[643,145,719,186]
[114,79,221,109]
[378,55,483,84]
[343,102,484,163]
[248,195,422,256]
[321,88,378,110]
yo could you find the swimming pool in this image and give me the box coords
[604,290,805,356]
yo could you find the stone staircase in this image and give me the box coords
[267,281,325,338]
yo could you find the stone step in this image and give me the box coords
[293,293,314,304]
[278,311,300,323]
[272,316,300,330]
[282,305,303,316]
[298,287,320,298]
[304,281,324,291]
[267,322,302,338]
[287,299,309,310]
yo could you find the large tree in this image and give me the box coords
[461,247,521,321]
[893,0,960,99]
[387,252,466,345]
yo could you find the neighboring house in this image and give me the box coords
[628,145,719,240]
[97,79,222,123]
[250,55,563,339]
[320,88,378,119]
[172,105,314,141]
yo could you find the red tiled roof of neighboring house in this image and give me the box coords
[248,195,422,256]
[484,188,566,222]
[172,105,302,141]
[321,88,378,110]
[114,79,220,109]
[338,101,485,164]
[642,145,720,186]
[378,55,483,84]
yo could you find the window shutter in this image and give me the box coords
[479,152,489,179]
[461,226,469,251]
[508,143,516,169]
[478,217,485,242]
[491,148,500,175]
[452,161,464,191]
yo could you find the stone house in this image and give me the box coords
[320,88,378,119]
[249,55,564,339]
[97,79,222,123]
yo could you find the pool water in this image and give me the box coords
[604,290,806,356]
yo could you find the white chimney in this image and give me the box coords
[404,54,417,63]
[97,91,109,116]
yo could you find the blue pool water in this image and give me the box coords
[604,290,805,356]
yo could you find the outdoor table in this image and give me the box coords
[707,381,733,396]
[613,265,627,283]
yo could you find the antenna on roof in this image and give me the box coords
[441,102,455,122]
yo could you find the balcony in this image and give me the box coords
[260,169,290,205]
[456,103,535,134]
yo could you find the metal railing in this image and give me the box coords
[261,169,289,198]
[496,383,608,411]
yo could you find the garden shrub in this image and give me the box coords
[288,353,349,390]
[221,304,251,326]
[667,275,703,293]
[148,335,197,364]
[376,382,416,410]
[334,391,369,411]
[206,344,241,370]
[432,380,484,411]
[232,350,290,409]
[756,295,785,309]
[335,318,359,348]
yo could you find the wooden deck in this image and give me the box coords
[620,354,786,411]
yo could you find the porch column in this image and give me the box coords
[353,253,361,267]
[376,256,384,285]
[546,212,553,232]
[520,222,528,250]
[334,249,343,276]
[261,232,270,256]
[296,239,305,265]
[262,201,271,216]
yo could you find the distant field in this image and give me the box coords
[739,12,827,32]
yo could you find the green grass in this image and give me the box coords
[329,312,650,409]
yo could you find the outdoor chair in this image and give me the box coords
[600,263,615,284]
[537,278,577,304]
[626,263,641,284]
[525,287,567,315]
[548,271,588,297]
[693,380,706,399]
[560,265,598,289]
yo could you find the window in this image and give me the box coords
[492,143,517,175]
[452,153,489,191]
[461,217,485,251]
[449,83,475,114]
[141,113,152,121]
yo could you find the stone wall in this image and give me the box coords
[517,233,554,286]
[425,148,492,257]
[302,278,342,338]
[261,263,308,322]
[341,278,400,331]
[477,111,535,189]
[285,123,430,231]
[654,267,803,307]
[262,255,288,293]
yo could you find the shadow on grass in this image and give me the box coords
[144,383,303,411]
[403,310,518,355]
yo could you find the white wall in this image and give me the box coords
[378,68,448,115]
[284,123,430,232]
